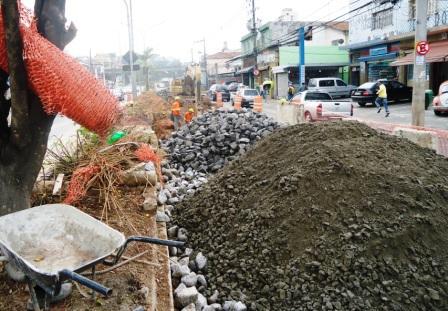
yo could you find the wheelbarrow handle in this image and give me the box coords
[60,269,112,297]
[126,236,185,248]
[105,236,185,266]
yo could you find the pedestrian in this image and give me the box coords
[288,83,295,100]
[184,107,194,124]
[375,81,390,117]
[171,96,182,130]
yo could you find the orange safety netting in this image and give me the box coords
[64,165,100,204]
[135,143,163,184]
[0,3,120,135]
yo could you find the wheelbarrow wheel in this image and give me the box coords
[26,283,73,311]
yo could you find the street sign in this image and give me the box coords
[253,69,259,76]
[122,64,140,71]
[122,51,139,65]
[416,41,430,55]
[415,55,425,65]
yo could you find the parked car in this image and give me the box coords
[230,84,247,103]
[351,80,412,107]
[433,81,448,116]
[207,84,230,102]
[307,78,357,98]
[232,88,259,108]
[290,91,353,122]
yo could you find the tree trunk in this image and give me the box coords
[0,0,76,216]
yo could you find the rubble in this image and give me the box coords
[172,121,448,310]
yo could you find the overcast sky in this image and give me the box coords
[22,0,349,61]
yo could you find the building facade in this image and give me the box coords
[347,0,448,92]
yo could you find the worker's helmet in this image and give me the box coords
[174,96,181,101]
[188,108,194,112]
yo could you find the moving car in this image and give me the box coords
[290,91,353,122]
[351,80,412,107]
[207,84,230,102]
[307,78,357,98]
[433,81,448,116]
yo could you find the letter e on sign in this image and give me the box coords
[416,41,430,55]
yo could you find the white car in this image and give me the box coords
[433,81,448,116]
[232,88,259,108]
[290,91,353,122]
[307,78,357,98]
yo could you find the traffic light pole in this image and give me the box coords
[411,0,428,126]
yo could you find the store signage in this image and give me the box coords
[416,41,430,55]
[369,46,388,56]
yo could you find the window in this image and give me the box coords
[391,81,404,89]
[305,93,332,101]
[409,0,437,19]
[244,90,258,96]
[336,79,347,87]
[308,79,317,87]
[372,8,393,30]
[319,80,335,87]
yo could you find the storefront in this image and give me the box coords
[391,40,448,93]
[355,43,400,83]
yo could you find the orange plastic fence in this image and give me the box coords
[0,4,120,135]
[64,165,100,204]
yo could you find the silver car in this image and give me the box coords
[307,78,357,98]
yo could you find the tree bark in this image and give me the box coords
[0,0,76,216]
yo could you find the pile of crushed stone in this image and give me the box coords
[173,121,448,310]
[162,109,279,174]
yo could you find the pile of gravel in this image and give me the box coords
[158,109,279,310]
[172,121,448,310]
[162,109,279,173]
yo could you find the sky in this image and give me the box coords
[22,0,349,62]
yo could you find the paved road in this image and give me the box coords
[224,100,448,131]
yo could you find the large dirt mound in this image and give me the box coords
[173,121,448,310]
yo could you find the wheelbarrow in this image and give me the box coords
[0,204,184,311]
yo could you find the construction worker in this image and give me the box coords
[184,108,194,124]
[171,96,182,130]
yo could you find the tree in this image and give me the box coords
[0,0,76,216]
[139,47,154,91]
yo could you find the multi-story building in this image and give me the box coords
[347,0,448,92]
[206,46,241,85]
[237,9,350,97]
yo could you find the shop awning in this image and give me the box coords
[391,41,448,66]
[236,66,254,74]
[358,52,398,62]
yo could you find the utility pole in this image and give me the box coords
[298,27,305,87]
[203,38,208,89]
[123,0,137,99]
[251,0,257,88]
[411,0,428,126]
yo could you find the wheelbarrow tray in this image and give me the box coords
[0,204,125,291]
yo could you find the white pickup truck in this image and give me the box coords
[290,91,353,122]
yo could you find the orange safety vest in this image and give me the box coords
[184,111,193,123]
[171,101,181,116]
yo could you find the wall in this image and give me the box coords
[308,27,347,46]
[279,46,349,66]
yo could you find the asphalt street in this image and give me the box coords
[224,100,448,130]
